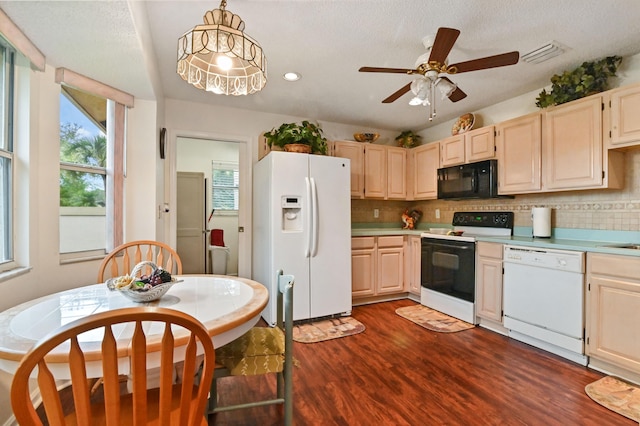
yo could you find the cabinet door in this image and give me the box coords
[377,247,404,294]
[386,146,407,200]
[476,257,503,322]
[544,96,603,190]
[465,125,496,163]
[351,237,376,298]
[406,236,422,295]
[610,83,640,148]
[364,144,387,199]
[440,135,465,167]
[496,112,542,194]
[412,142,439,199]
[587,253,640,373]
[334,141,364,198]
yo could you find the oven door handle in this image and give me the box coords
[423,241,475,250]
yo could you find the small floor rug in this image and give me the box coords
[395,305,475,333]
[293,317,365,343]
[585,376,640,422]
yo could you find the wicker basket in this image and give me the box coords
[284,143,311,153]
[106,261,181,303]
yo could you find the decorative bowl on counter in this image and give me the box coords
[106,261,182,302]
[353,133,379,143]
[428,228,449,235]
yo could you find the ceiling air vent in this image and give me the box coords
[521,41,566,64]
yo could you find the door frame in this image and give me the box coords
[165,129,252,278]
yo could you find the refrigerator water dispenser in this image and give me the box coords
[281,196,302,231]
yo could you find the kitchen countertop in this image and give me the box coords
[351,226,640,257]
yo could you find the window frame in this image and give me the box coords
[0,40,15,273]
[211,161,239,214]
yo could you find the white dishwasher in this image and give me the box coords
[503,245,587,365]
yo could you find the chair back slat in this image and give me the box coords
[37,360,65,425]
[69,338,91,423]
[131,320,148,424]
[97,240,183,282]
[159,323,175,425]
[101,326,121,425]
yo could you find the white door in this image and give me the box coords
[177,172,206,273]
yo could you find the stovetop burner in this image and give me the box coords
[422,211,514,241]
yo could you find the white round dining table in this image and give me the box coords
[0,274,268,379]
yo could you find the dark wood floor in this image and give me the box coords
[211,299,633,426]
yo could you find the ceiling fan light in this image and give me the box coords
[436,77,456,99]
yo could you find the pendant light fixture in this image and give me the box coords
[177,0,267,95]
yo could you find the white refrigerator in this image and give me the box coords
[253,151,352,325]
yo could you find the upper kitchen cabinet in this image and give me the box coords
[333,140,365,198]
[333,141,401,200]
[496,112,542,194]
[609,82,640,148]
[410,142,440,200]
[543,94,623,191]
[440,126,496,167]
[386,146,407,200]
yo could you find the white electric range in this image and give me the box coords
[420,212,514,323]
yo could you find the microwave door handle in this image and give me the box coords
[471,169,478,191]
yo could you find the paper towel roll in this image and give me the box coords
[532,207,551,238]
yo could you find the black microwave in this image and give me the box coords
[437,159,501,200]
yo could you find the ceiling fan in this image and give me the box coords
[359,27,520,120]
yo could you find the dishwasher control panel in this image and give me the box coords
[503,245,584,273]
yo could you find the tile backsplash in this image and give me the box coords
[352,149,640,231]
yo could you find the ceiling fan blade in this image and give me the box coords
[440,77,467,102]
[382,83,412,103]
[449,51,520,73]
[428,27,461,64]
[359,66,415,74]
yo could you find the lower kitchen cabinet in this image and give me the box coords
[351,236,404,301]
[587,253,640,376]
[405,235,421,296]
[475,242,504,324]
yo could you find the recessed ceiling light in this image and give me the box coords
[283,72,301,81]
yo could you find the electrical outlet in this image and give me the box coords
[373,208,379,218]
[435,208,440,219]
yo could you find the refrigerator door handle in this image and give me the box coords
[310,177,319,257]
[304,177,312,258]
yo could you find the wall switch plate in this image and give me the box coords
[435,208,440,219]
[373,208,379,218]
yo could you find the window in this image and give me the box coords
[0,41,14,269]
[56,68,132,258]
[211,161,239,212]
[59,90,107,253]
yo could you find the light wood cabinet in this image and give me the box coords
[386,146,407,199]
[405,235,422,295]
[410,142,440,200]
[440,135,465,166]
[363,144,387,199]
[587,253,640,375]
[543,94,623,191]
[351,236,405,300]
[609,83,640,148]
[333,141,365,198]
[376,236,404,294]
[333,141,405,200]
[351,237,376,298]
[496,112,542,194]
[440,126,495,167]
[475,242,503,323]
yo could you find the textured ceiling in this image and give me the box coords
[2,0,640,132]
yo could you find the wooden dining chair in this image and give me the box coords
[208,270,295,425]
[97,240,182,282]
[11,306,215,426]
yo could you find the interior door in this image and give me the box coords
[177,172,205,273]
